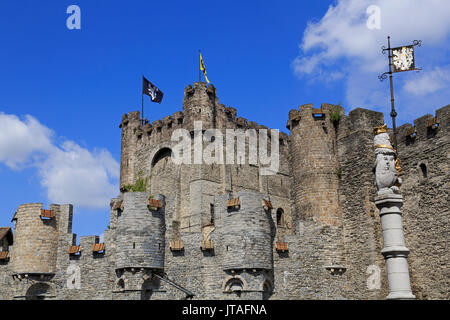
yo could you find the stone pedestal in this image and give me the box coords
[375,194,415,300]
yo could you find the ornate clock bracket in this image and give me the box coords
[377,36,422,153]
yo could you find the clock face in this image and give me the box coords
[392,46,415,72]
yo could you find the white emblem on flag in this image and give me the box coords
[148,85,157,100]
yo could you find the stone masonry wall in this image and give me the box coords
[337,108,388,299]
[395,104,450,300]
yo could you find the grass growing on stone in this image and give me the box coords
[330,103,342,123]
[122,173,149,192]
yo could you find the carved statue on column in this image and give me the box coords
[373,124,402,195]
[373,123,415,300]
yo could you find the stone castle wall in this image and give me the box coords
[395,105,450,300]
[0,82,447,300]
[336,108,388,299]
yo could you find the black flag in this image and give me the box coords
[142,76,163,103]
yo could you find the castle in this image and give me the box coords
[0,82,448,300]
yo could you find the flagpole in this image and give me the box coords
[387,36,398,152]
[142,75,144,125]
[199,50,201,82]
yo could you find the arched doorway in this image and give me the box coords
[150,148,177,196]
[276,208,285,227]
[262,280,273,300]
[25,282,54,300]
[224,277,245,297]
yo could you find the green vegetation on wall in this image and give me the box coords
[122,171,149,192]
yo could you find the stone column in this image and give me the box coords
[373,124,415,300]
[375,194,415,299]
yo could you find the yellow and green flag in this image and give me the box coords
[199,51,210,83]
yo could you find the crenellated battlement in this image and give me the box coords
[286,103,345,131]
[119,83,289,169]
[397,104,450,146]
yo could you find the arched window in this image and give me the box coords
[116,278,125,291]
[225,278,244,293]
[276,209,284,227]
[151,148,173,167]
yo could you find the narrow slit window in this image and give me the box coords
[420,163,428,178]
[210,204,215,225]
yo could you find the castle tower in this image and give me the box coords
[216,190,274,299]
[113,192,166,299]
[287,103,343,226]
[182,82,218,132]
[287,103,346,270]
[119,111,142,189]
[10,203,60,274]
[115,192,166,271]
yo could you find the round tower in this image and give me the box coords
[182,82,218,132]
[119,111,142,189]
[287,103,343,226]
[11,203,59,274]
[115,192,166,270]
[221,191,273,271]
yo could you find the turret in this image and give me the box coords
[10,203,60,274]
[215,190,275,299]
[182,82,218,131]
[119,111,142,189]
[287,103,343,226]
[115,192,166,270]
[113,192,166,298]
[218,190,274,271]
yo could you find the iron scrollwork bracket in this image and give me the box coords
[412,40,422,47]
[378,72,389,82]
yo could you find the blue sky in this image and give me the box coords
[0,0,449,238]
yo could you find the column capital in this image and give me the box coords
[375,194,403,213]
[381,246,410,257]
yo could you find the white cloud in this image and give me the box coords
[294,0,450,76]
[293,0,450,122]
[403,65,450,95]
[0,113,53,169]
[0,112,119,209]
[39,141,119,208]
